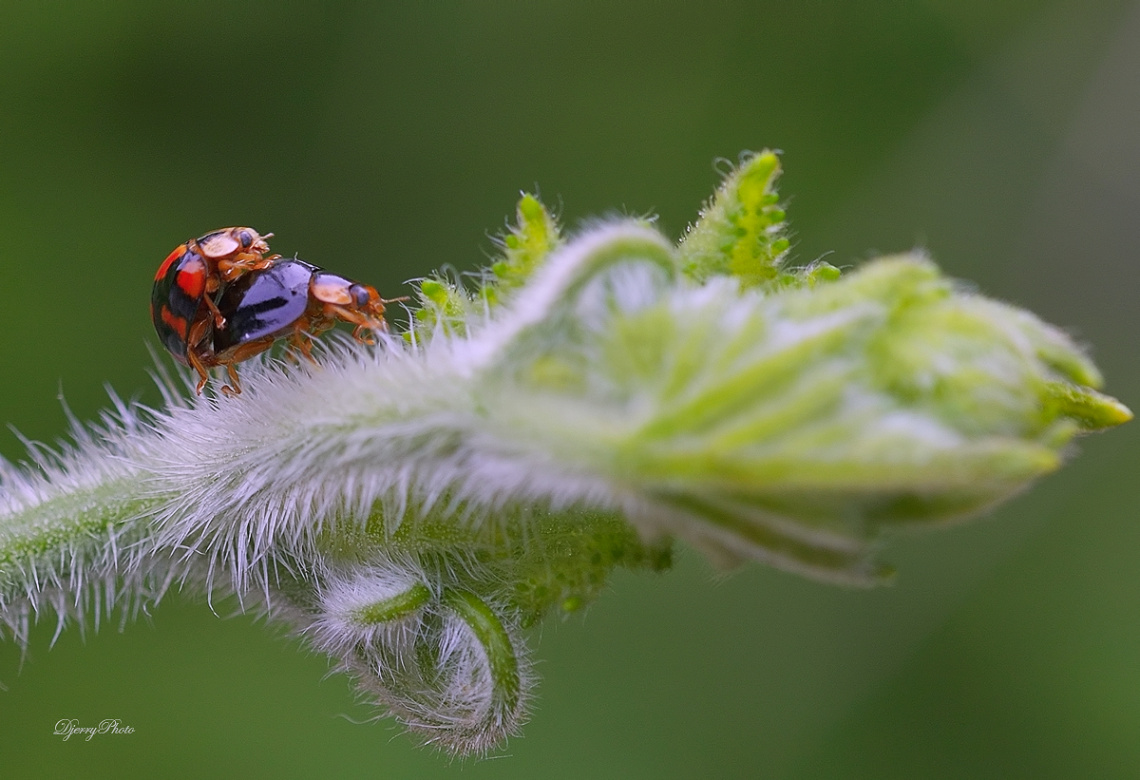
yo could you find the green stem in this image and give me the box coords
[442,589,520,714]
[349,582,432,626]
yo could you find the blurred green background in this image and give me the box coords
[1,1,1138,777]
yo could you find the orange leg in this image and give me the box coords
[289,329,316,362]
[187,348,212,395]
[216,337,277,396]
[286,316,333,363]
[202,293,226,328]
[322,304,386,344]
[221,365,241,397]
[218,252,281,282]
[185,317,215,395]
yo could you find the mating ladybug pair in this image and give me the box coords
[151,227,394,395]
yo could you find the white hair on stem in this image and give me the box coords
[0,205,1128,753]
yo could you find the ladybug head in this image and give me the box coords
[351,283,387,318]
[196,227,273,260]
[234,227,273,256]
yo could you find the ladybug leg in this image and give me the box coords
[202,292,227,328]
[186,347,212,396]
[221,365,242,397]
[287,320,319,364]
[216,337,276,396]
[184,317,217,395]
[218,252,282,282]
[292,334,314,363]
[323,304,387,344]
[353,323,377,345]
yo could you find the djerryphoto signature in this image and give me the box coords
[54,719,135,741]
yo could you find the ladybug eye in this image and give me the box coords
[238,230,253,248]
[351,285,372,308]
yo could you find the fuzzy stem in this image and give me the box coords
[0,152,1129,754]
[350,583,432,626]
[442,589,521,718]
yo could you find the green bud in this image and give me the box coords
[680,150,790,286]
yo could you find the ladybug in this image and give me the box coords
[160,257,396,396]
[151,227,280,390]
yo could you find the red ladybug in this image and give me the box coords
[151,227,279,390]
[153,231,396,395]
